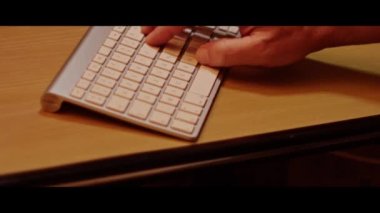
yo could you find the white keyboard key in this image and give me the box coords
[169,78,188,90]
[146,75,165,87]
[135,55,153,67]
[111,52,131,64]
[181,37,207,65]
[177,62,195,74]
[126,29,144,41]
[181,54,198,66]
[129,63,149,75]
[164,86,184,98]
[173,69,192,81]
[106,95,129,113]
[141,84,161,96]
[160,94,180,106]
[159,52,177,63]
[71,87,85,99]
[155,59,173,71]
[113,26,126,33]
[229,26,239,34]
[88,62,102,72]
[128,26,142,32]
[106,60,126,72]
[96,76,116,88]
[124,71,144,83]
[114,87,134,99]
[163,36,187,57]
[129,62,149,75]
[194,27,214,38]
[93,54,106,64]
[101,68,121,80]
[76,79,90,89]
[104,38,116,48]
[180,103,203,115]
[108,31,121,41]
[119,79,139,91]
[139,44,159,59]
[82,70,96,81]
[174,32,189,41]
[176,111,199,124]
[156,102,175,115]
[187,35,208,49]
[137,92,156,104]
[116,44,135,56]
[151,67,170,79]
[91,84,111,96]
[128,100,152,120]
[121,37,140,49]
[149,111,171,126]
[189,65,218,97]
[98,46,112,56]
[171,120,194,134]
[85,92,106,106]
[219,26,229,31]
[184,92,208,107]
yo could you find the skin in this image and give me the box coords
[141,26,380,67]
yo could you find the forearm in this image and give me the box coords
[315,26,380,50]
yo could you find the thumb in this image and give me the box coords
[195,36,260,67]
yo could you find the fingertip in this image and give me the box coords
[144,27,185,46]
[141,26,155,35]
[239,26,256,35]
[196,41,228,67]
[144,34,159,46]
[195,45,210,65]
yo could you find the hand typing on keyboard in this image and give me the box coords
[43,26,380,140]
[142,26,380,68]
[49,26,236,140]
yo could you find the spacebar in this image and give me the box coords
[188,65,219,97]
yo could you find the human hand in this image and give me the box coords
[141,26,380,67]
[141,26,329,67]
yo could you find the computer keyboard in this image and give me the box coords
[41,26,240,140]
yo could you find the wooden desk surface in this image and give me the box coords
[1,27,380,177]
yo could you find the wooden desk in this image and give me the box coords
[1,27,380,185]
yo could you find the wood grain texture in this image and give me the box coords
[1,27,380,175]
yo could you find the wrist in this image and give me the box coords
[308,26,339,51]
[310,26,380,50]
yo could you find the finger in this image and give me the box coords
[239,26,256,36]
[195,36,264,67]
[141,26,156,35]
[145,26,186,46]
